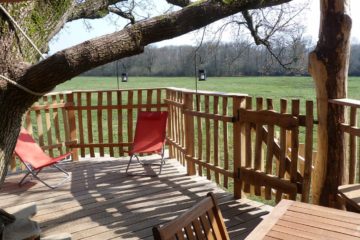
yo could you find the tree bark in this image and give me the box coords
[0,0,292,186]
[309,0,351,206]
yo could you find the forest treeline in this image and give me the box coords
[83,41,360,77]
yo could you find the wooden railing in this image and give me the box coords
[330,98,360,184]
[10,87,315,203]
[10,88,167,172]
[165,88,315,203]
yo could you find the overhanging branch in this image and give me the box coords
[16,0,292,97]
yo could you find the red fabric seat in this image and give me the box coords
[126,111,168,176]
[14,127,70,188]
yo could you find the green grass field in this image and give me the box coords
[56,76,360,103]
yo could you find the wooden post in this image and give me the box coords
[66,92,79,161]
[165,89,174,159]
[233,96,242,199]
[309,0,351,206]
[184,92,195,175]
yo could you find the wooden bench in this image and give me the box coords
[338,183,360,212]
[152,192,230,240]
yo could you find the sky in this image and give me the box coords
[49,0,360,54]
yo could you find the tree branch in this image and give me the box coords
[166,0,191,8]
[109,6,135,24]
[68,0,125,22]
[15,0,292,101]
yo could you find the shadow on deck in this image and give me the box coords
[0,157,272,240]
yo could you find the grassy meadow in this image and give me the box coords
[56,76,360,105]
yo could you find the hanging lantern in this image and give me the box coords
[198,69,206,81]
[121,73,128,82]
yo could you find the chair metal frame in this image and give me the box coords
[15,127,71,189]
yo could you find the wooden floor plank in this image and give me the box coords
[1,158,271,240]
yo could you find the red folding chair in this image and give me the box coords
[14,127,71,189]
[126,111,168,176]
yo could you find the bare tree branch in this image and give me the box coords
[166,0,190,8]
[109,6,136,24]
[68,0,125,22]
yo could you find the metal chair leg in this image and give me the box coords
[19,163,70,189]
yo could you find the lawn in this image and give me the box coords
[55,76,360,103]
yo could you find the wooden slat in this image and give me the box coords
[254,98,263,196]
[290,100,299,200]
[97,92,104,156]
[238,109,298,129]
[166,90,173,158]
[107,92,114,156]
[349,107,357,184]
[205,95,211,180]
[156,89,162,111]
[43,96,54,157]
[213,96,220,184]
[127,91,134,151]
[137,90,143,112]
[184,110,233,122]
[86,92,95,157]
[265,124,275,200]
[276,99,287,202]
[243,97,252,193]
[77,93,85,157]
[223,97,229,188]
[302,101,313,202]
[67,103,168,110]
[246,199,293,240]
[66,93,78,160]
[196,94,203,177]
[35,104,44,147]
[117,91,124,156]
[146,89,153,111]
[52,95,63,154]
[184,93,195,175]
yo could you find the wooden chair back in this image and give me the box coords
[152,192,230,240]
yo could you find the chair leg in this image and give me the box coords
[125,154,136,175]
[19,164,70,189]
[126,151,166,176]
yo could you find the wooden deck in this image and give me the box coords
[0,157,272,239]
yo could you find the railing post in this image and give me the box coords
[233,96,243,199]
[184,92,195,175]
[66,92,79,161]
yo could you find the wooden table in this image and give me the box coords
[246,199,360,240]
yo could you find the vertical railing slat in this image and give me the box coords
[196,94,203,176]
[117,91,124,156]
[127,91,134,152]
[254,97,263,196]
[223,97,229,188]
[233,96,242,199]
[147,89,153,111]
[66,92,78,160]
[52,95,63,155]
[213,96,220,184]
[290,99,300,200]
[276,99,288,202]
[265,98,274,199]
[243,97,252,193]
[205,95,211,180]
[97,92,104,156]
[86,92,95,157]
[302,100,314,202]
[107,92,114,157]
[349,107,357,184]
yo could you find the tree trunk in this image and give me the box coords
[309,0,351,206]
